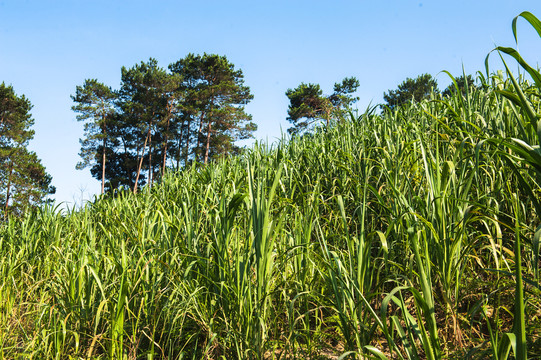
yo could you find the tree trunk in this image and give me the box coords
[203,91,216,164]
[204,118,212,164]
[148,132,153,187]
[196,111,205,163]
[121,137,134,190]
[162,131,168,176]
[326,109,330,128]
[162,113,171,175]
[3,161,13,220]
[99,105,108,195]
[185,117,192,166]
[176,118,185,171]
[162,97,175,175]
[134,126,151,194]
[101,131,106,195]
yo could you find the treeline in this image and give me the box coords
[72,54,256,194]
[382,73,477,109]
[282,73,477,134]
[1,50,476,216]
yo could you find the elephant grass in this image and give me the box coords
[2,17,541,359]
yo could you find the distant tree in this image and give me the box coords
[286,77,359,135]
[442,74,478,97]
[0,82,54,219]
[286,83,328,135]
[73,56,255,194]
[383,73,439,109]
[169,53,256,164]
[329,77,362,109]
[71,79,117,195]
[118,58,172,193]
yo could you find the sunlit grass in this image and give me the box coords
[2,13,541,360]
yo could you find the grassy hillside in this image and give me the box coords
[1,69,541,359]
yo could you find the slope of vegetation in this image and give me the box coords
[3,11,541,360]
[1,70,541,359]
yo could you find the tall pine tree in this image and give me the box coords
[169,53,256,164]
[0,82,54,218]
[71,79,117,194]
[118,59,173,193]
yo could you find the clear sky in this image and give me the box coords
[1,0,541,207]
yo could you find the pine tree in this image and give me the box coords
[73,56,256,194]
[118,58,173,193]
[169,53,256,164]
[72,79,117,194]
[442,74,478,97]
[0,82,54,219]
[286,77,359,135]
[383,73,439,109]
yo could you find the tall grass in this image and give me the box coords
[2,14,541,360]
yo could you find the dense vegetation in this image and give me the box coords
[2,10,541,360]
[1,66,541,358]
[72,54,256,195]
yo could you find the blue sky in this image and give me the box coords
[1,0,541,206]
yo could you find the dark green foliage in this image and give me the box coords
[442,74,478,97]
[383,73,439,109]
[286,83,327,135]
[117,58,175,192]
[329,77,361,108]
[169,53,256,164]
[73,55,256,193]
[89,145,139,192]
[0,82,34,146]
[71,79,117,194]
[0,82,54,218]
[286,77,359,135]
